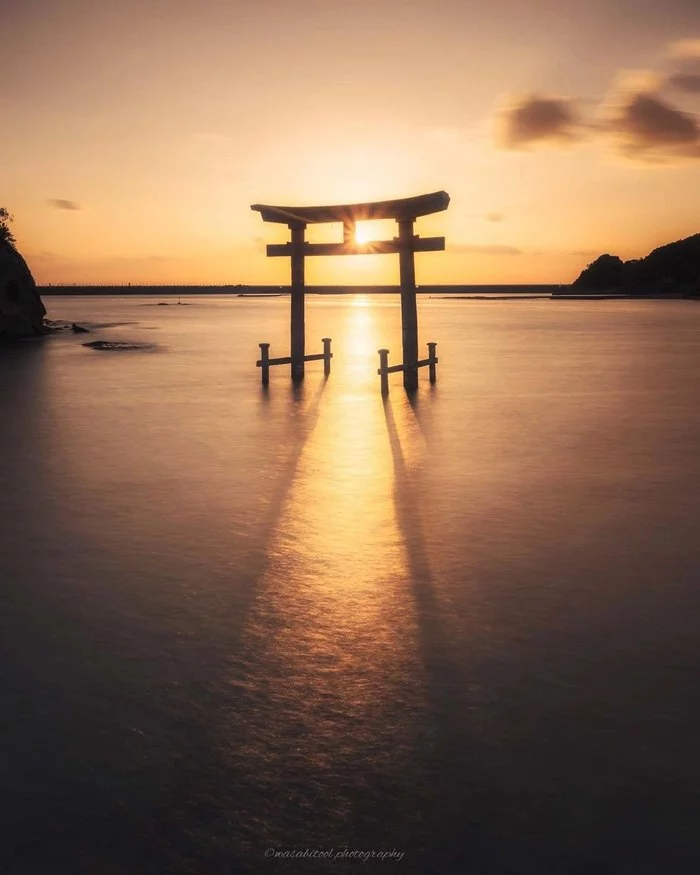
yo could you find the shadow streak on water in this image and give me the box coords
[383,395,547,872]
[134,377,333,872]
[249,377,329,589]
[382,396,444,677]
[405,383,436,440]
[382,396,486,868]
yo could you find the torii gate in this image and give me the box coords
[251,190,449,391]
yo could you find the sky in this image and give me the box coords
[3,0,700,285]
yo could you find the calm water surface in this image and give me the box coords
[2,295,700,874]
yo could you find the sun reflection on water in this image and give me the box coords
[247,304,415,680]
[232,304,427,805]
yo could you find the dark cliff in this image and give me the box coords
[571,234,700,295]
[0,239,47,337]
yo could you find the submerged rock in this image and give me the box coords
[83,340,155,351]
[43,319,73,332]
[0,240,46,338]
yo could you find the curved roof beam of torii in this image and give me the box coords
[251,191,450,226]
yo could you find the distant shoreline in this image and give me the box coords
[37,285,698,300]
[38,284,563,296]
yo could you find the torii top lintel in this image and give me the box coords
[251,190,449,226]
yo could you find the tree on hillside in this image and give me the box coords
[0,207,16,247]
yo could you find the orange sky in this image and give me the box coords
[3,0,700,285]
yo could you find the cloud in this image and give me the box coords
[28,250,62,261]
[597,64,700,160]
[662,38,700,94]
[667,39,700,59]
[27,252,172,266]
[499,95,580,148]
[110,255,170,263]
[493,39,700,163]
[667,72,700,93]
[611,69,662,96]
[450,243,522,255]
[484,212,504,222]
[47,198,82,210]
[589,66,700,160]
[603,91,700,159]
[495,86,700,160]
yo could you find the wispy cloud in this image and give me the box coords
[598,66,700,161]
[667,38,700,59]
[47,198,82,211]
[667,72,700,93]
[568,249,601,258]
[498,95,581,149]
[601,87,700,160]
[450,243,522,255]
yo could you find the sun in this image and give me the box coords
[354,223,372,244]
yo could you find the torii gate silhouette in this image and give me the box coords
[251,190,449,391]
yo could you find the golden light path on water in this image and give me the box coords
[231,300,437,838]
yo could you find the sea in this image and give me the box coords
[2,293,700,874]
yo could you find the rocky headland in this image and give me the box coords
[0,238,47,338]
[567,234,700,296]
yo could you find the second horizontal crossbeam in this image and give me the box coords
[377,357,438,375]
[256,352,334,367]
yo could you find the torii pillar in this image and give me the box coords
[398,219,419,390]
[290,223,306,382]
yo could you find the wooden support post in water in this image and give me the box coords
[378,349,389,395]
[427,341,437,383]
[259,342,270,385]
[398,219,418,391]
[322,337,332,376]
[290,223,306,382]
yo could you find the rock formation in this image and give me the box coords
[0,239,46,337]
[571,254,627,293]
[570,233,700,295]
